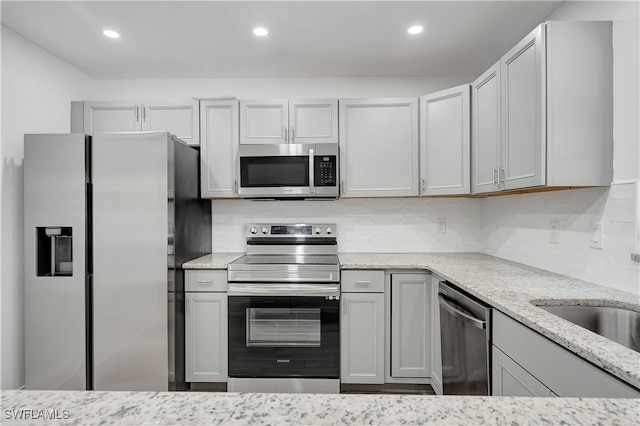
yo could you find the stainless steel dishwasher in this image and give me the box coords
[438,281,492,395]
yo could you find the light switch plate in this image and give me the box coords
[590,222,604,249]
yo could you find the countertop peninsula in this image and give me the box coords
[2,390,639,425]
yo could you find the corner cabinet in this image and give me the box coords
[472,21,613,194]
[239,99,338,144]
[339,98,419,197]
[341,270,385,384]
[420,85,470,196]
[71,100,200,146]
[199,99,239,198]
[185,270,228,383]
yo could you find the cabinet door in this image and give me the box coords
[341,292,384,384]
[420,85,470,196]
[492,346,555,397]
[289,99,338,144]
[390,273,430,378]
[185,292,228,383]
[430,275,443,394]
[471,62,501,194]
[83,101,141,134]
[200,100,239,198]
[501,24,546,190]
[143,101,200,146]
[239,99,288,144]
[339,98,419,197]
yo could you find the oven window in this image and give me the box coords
[240,156,309,187]
[246,307,321,347]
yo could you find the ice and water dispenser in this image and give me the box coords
[36,226,73,276]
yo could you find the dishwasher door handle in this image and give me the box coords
[438,293,486,330]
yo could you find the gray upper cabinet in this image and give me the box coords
[200,99,239,198]
[471,62,501,194]
[471,21,613,194]
[420,85,470,196]
[71,100,200,146]
[339,98,419,197]
[500,24,545,190]
[239,99,338,144]
[143,101,200,146]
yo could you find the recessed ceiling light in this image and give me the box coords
[253,27,268,37]
[103,30,120,39]
[407,25,424,35]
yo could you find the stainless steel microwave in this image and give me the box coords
[237,143,339,199]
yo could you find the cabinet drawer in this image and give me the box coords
[341,270,384,293]
[185,270,227,292]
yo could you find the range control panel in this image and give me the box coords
[246,223,337,237]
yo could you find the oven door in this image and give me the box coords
[228,284,339,379]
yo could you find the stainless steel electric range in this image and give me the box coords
[227,223,340,394]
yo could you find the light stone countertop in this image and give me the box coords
[2,390,639,425]
[183,251,640,389]
[183,253,244,269]
[339,252,640,390]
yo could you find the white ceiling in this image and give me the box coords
[1,1,563,79]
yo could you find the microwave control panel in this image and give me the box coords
[314,155,337,187]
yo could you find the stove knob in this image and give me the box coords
[249,226,258,235]
[325,227,333,235]
[261,226,269,234]
[314,227,322,235]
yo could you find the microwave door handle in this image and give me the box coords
[309,148,315,194]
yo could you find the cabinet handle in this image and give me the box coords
[186,299,191,316]
[493,168,498,185]
[291,128,295,143]
[499,168,505,185]
[142,104,146,121]
[284,127,288,143]
[340,180,344,194]
[355,280,371,286]
[422,178,426,193]
[196,280,213,285]
[234,180,238,194]
[135,106,139,121]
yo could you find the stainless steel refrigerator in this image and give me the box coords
[24,132,211,391]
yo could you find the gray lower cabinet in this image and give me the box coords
[389,273,431,380]
[185,271,228,383]
[492,346,556,397]
[492,310,639,398]
[341,270,385,384]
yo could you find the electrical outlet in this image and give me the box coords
[550,221,560,244]
[436,218,446,233]
[590,222,604,249]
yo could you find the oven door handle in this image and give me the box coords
[228,283,340,297]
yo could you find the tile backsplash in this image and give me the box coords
[210,198,483,253]
[210,185,639,295]
[481,184,639,295]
